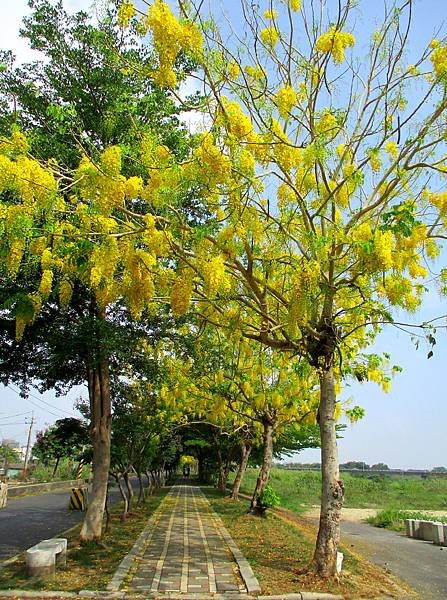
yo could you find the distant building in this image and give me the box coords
[1,438,20,449]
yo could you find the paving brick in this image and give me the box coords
[110,483,260,594]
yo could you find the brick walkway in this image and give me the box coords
[109,483,260,596]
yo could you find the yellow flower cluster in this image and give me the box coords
[10,130,29,154]
[7,239,25,277]
[202,255,230,295]
[263,9,278,20]
[171,275,194,315]
[260,26,279,47]
[316,27,355,64]
[100,146,122,176]
[190,134,231,188]
[380,276,420,311]
[125,176,144,198]
[59,277,73,309]
[220,99,253,140]
[144,0,202,87]
[276,86,298,119]
[288,260,321,330]
[372,230,394,270]
[367,148,381,172]
[117,1,136,27]
[38,269,53,298]
[123,249,156,318]
[315,110,338,136]
[385,140,398,160]
[430,42,447,79]
[287,0,301,10]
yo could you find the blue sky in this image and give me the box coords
[1,0,447,468]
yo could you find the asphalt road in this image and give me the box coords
[342,521,447,600]
[0,484,127,562]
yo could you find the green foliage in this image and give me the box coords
[33,417,89,468]
[0,444,20,463]
[237,468,447,511]
[28,457,88,482]
[258,484,281,510]
[367,509,447,532]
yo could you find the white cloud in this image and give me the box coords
[1,0,97,64]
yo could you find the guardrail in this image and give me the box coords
[8,479,84,498]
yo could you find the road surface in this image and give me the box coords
[342,520,447,600]
[0,483,132,562]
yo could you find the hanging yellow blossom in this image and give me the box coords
[117,1,136,27]
[171,275,194,316]
[287,0,301,10]
[38,269,53,298]
[316,110,338,136]
[385,140,398,160]
[368,148,381,172]
[260,26,279,47]
[276,86,298,119]
[316,27,355,64]
[431,42,447,78]
[263,9,278,20]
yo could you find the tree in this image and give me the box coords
[0,0,199,541]
[370,463,389,471]
[3,0,447,578]
[119,0,447,576]
[0,444,20,464]
[33,417,89,476]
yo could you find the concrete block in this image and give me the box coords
[412,519,422,539]
[336,551,344,574]
[405,519,414,538]
[26,546,56,577]
[0,482,7,509]
[26,538,67,577]
[430,522,445,545]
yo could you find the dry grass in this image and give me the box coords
[0,487,167,594]
[206,488,417,599]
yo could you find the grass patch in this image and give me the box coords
[237,468,447,510]
[367,508,447,532]
[206,487,414,599]
[0,487,168,593]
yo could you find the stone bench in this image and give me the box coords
[26,538,67,577]
[405,519,447,546]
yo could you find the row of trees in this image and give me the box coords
[1,0,446,578]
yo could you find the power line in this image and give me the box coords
[0,411,33,421]
[7,385,77,418]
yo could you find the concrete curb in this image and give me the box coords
[0,591,345,599]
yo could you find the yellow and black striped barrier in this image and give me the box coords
[69,487,88,510]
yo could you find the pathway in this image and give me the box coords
[109,483,260,596]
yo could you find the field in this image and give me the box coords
[237,468,447,512]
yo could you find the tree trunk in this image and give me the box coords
[231,440,252,500]
[215,444,228,493]
[52,456,61,478]
[250,415,274,512]
[145,471,153,495]
[123,471,134,511]
[310,364,344,577]
[113,473,128,521]
[80,357,112,542]
[137,472,146,505]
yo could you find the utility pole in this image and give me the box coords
[23,413,35,478]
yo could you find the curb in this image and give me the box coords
[0,593,345,599]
